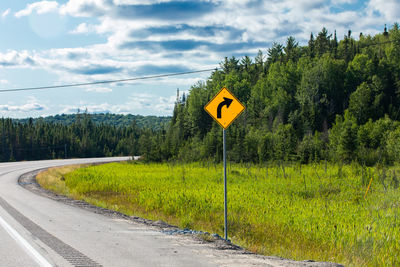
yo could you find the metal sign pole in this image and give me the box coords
[223,128,228,241]
[204,87,245,242]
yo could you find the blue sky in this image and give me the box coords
[0,0,398,118]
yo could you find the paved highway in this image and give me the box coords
[0,158,340,267]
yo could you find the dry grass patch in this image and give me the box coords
[36,164,88,197]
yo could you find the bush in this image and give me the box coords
[297,132,325,163]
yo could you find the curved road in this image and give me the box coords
[0,158,340,267]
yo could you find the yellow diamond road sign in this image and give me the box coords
[204,87,245,129]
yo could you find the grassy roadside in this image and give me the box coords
[37,161,400,266]
[36,164,89,197]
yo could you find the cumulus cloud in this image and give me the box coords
[0,97,47,112]
[59,0,111,17]
[56,0,389,49]
[113,0,175,4]
[85,86,113,93]
[15,1,59,18]
[367,0,400,22]
[69,23,96,34]
[0,50,36,68]
[331,0,357,4]
[69,64,123,75]
[17,0,392,45]
[127,92,176,112]
[2,0,396,117]
[59,91,177,115]
[4,0,397,113]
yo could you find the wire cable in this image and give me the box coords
[0,68,219,93]
[0,39,396,94]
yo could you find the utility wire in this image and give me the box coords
[0,68,219,93]
[0,39,396,94]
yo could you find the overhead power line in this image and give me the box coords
[0,68,219,93]
[0,39,396,94]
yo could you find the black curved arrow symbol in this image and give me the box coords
[217,97,233,118]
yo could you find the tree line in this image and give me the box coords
[2,24,400,165]
[0,112,152,162]
[144,24,400,166]
[15,113,171,130]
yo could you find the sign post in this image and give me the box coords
[204,87,245,241]
[223,128,227,240]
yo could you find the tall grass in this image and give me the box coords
[40,161,400,266]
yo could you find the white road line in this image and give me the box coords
[0,215,52,267]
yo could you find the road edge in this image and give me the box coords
[18,166,345,267]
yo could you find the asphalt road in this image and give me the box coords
[0,158,342,267]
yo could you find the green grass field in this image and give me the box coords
[38,161,400,266]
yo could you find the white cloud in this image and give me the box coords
[69,23,95,34]
[331,0,357,4]
[17,0,391,45]
[59,91,176,115]
[55,0,369,48]
[0,97,47,112]
[59,0,111,17]
[126,92,176,113]
[2,9,10,19]
[15,0,391,52]
[0,79,9,85]
[0,50,36,68]
[59,101,110,114]
[0,43,213,87]
[2,0,397,116]
[4,0,393,79]
[113,0,173,4]
[15,1,59,18]
[85,86,113,93]
[367,0,400,22]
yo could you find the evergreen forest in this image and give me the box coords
[0,113,144,161]
[2,24,400,165]
[15,113,171,130]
